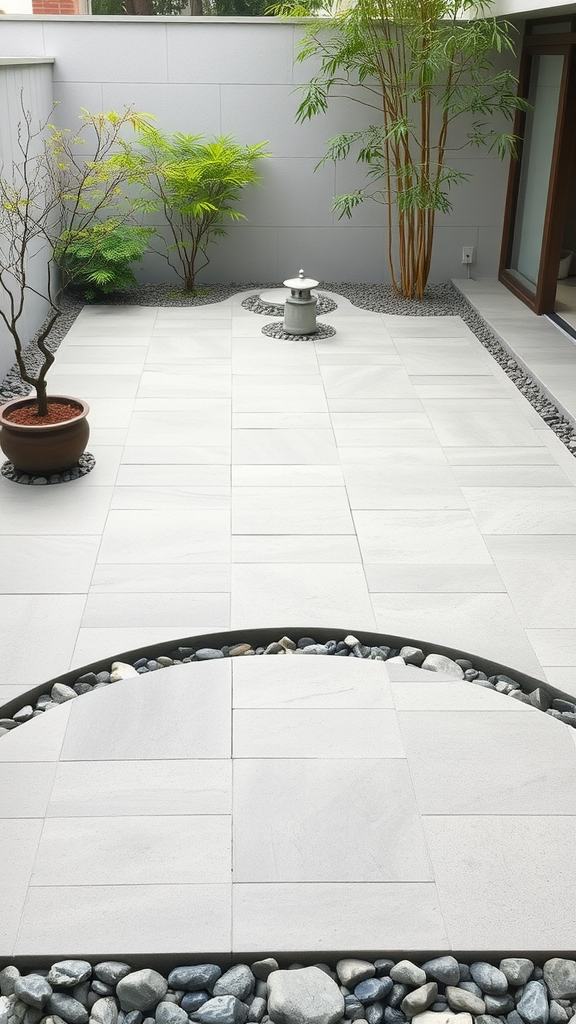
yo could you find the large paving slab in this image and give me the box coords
[0,656,574,958]
[1,287,574,705]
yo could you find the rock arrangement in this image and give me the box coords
[1,632,575,740]
[261,322,337,341]
[1,453,96,485]
[241,293,338,317]
[2,957,576,1024]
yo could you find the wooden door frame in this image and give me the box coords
[499,35,576,315]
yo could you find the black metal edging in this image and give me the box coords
[0,626,573,722]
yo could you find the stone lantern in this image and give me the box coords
[283,268,319,336]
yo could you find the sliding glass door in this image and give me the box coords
[500,31,576,314]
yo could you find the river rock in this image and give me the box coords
[168,968,221,994]
[213,967,254,1001]
[422,959,460,987]
[470,964,509,996]
[248,998,267,1024]
[268,967,344,1024]
[48,963,92,989]
[445,989,485,1015]
[0,970,20,998]
[181,994,209,1015]
[421,654,464,678]
[94,965,132,987]
[544,962,576,1001]
[355,981,393,1006]
[47,995,89,1024]
[412,1013,472,1024]
[109,662,139,682]
[500,963,534,988]
[401,984,438,1019]
[251,963,278,983]
[485,995,515,1015]
[517,982,550,1024]
[155,1003,188,1024]
[14,977,52,1009]
[117,973,168,1013]
[90,999,118,1024]
[192,996,248,1024]
[50,684,77,705]
[550,1004,569,1024]
[391,965,426,989]
[337,963,375,990]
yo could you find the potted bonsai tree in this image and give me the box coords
[0,102,151,477]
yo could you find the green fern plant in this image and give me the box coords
[57,220,154,300]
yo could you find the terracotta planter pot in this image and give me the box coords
[0,396,90,475]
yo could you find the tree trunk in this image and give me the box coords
[190,0,203,13]
[124,0,155,14]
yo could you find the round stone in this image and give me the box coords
[422,959,460,987]
[14,977,53,1009]
[445,988,486,1015]
[470,964,509,997]
[544,962,576,1001]
[167,968,221,994]
[47,995,90,1024]
[155,1003,188,1024]
[90,998,119,1024]
[517,982,550,1024]
[390,964,427,988]
[500,961,534,988]
[354,980,393,1006]
[192,996,248,1024]
[116,972,168,1013]
[251,962,279,983]
[337,963,376,990]
[50,684,77,705]
[401,984,438,1019]
[181,994,210,1014]
[94,965,132,987]
[268,967,344,1024]
[213,967,255,1002]
[48,963,92,988]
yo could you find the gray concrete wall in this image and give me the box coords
[0,17,518,287]
[0,58,54,382]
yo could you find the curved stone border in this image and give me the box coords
[1,953,575,1024]
[1,452,96,485]
[261,322,337,341]
[0,627,574,739]
[241,292,338,317]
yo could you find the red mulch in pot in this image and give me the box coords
[3,402,82,426]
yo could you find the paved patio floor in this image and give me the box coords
[1,285,576,959]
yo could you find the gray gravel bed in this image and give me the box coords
[1,956,576,1024]
[0,282,574,457]
[1,631,574,739]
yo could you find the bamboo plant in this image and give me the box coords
[273,0,527,299]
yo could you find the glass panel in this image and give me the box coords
[508,53,564,291]
[531,22,571,34]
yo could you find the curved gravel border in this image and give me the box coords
[1,451,96,485]
[261,321,337,340]
[1,629,574,739]
[241,292,339,317]
[0,282,574,455]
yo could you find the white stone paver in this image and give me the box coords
[1,286,576,956]
[0,285,575,702]
[0,658,575,956]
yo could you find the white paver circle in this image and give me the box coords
[2,655,576,958]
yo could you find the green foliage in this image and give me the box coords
[56,220,154,299]
[271,0,527,298]
[115,129,269,292]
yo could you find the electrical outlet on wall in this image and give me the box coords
[462,246,474,264]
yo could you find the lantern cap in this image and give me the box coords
[283,267,319,290]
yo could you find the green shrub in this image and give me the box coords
[57,220,154,300]
[115,130,269,294]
